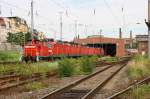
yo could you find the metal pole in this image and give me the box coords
[75,20,77,39]
[31,0,34,40]
[99,29,102,48]
[59,12,63,41]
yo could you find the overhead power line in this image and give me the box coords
[103,0,121,26]
[0,0,57,32]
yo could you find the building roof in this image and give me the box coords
[74,37,124,45]
[136,35,148,42]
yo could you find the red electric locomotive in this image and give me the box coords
[20,39,104,62]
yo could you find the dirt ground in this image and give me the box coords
[94,66,129,99]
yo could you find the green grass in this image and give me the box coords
[129,84,150,99]
[127,55,150,80]
[80,56,94,74]
[0,51,20,62]
[102,56,119,62]
[25,82,45,91]
[0,62,58,76]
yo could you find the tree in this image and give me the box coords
[7,32,31,45]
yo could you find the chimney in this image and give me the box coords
[119,28,122,39]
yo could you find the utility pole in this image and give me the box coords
[99,29,102,48]
[0,0,1,15]
[146,0,150,59]
[31,0,34,40]
[59,12,63,41]
[75,20,77,39]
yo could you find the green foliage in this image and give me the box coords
[58,58,75,77]
[130,84,150,99]
[0,51,20,62]
[25,82,44,91]
[103,56,119,62]
[90,55,99,65]
[58,56,99,76]
[127,55,150,80]
[80,56,94,74]
[133,54,148,62]
[0,56,98,77]
[7,32,31,45]
[0,65,14,75]
[0,62,58,76]
[127,67,150,80]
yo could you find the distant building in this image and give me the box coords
[74,36,125,57]
[0,16,29,43]
[124,38,137,49]
[136,35,148,55]
[0,16,46,50]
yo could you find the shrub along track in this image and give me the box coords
[107,76,150,99]
[39,60,128,99]
[0,62,113,93]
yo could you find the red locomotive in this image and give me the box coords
[20,39,104,62]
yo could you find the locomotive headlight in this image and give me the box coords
[48,50,52,53]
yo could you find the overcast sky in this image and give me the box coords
[0,0,148,41]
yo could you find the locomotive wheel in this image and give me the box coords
[24,57,29,63]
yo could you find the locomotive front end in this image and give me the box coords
[22,45,39,62]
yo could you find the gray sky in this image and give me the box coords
[0,0,148,40]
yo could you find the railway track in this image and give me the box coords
[107,76,150,99]
[39,62,128,99]
[0,72,56,92]
[0,61,117,92]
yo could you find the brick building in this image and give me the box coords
[74,36,125,57]
[136,35,148,55]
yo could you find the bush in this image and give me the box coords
[90,55,99,65]
[58,58,75,77]
[127,55,150,80]
[80,56,94,74]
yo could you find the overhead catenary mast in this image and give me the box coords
[75,20,77,39]
[31,0,34,40]
[59,12,63,41]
